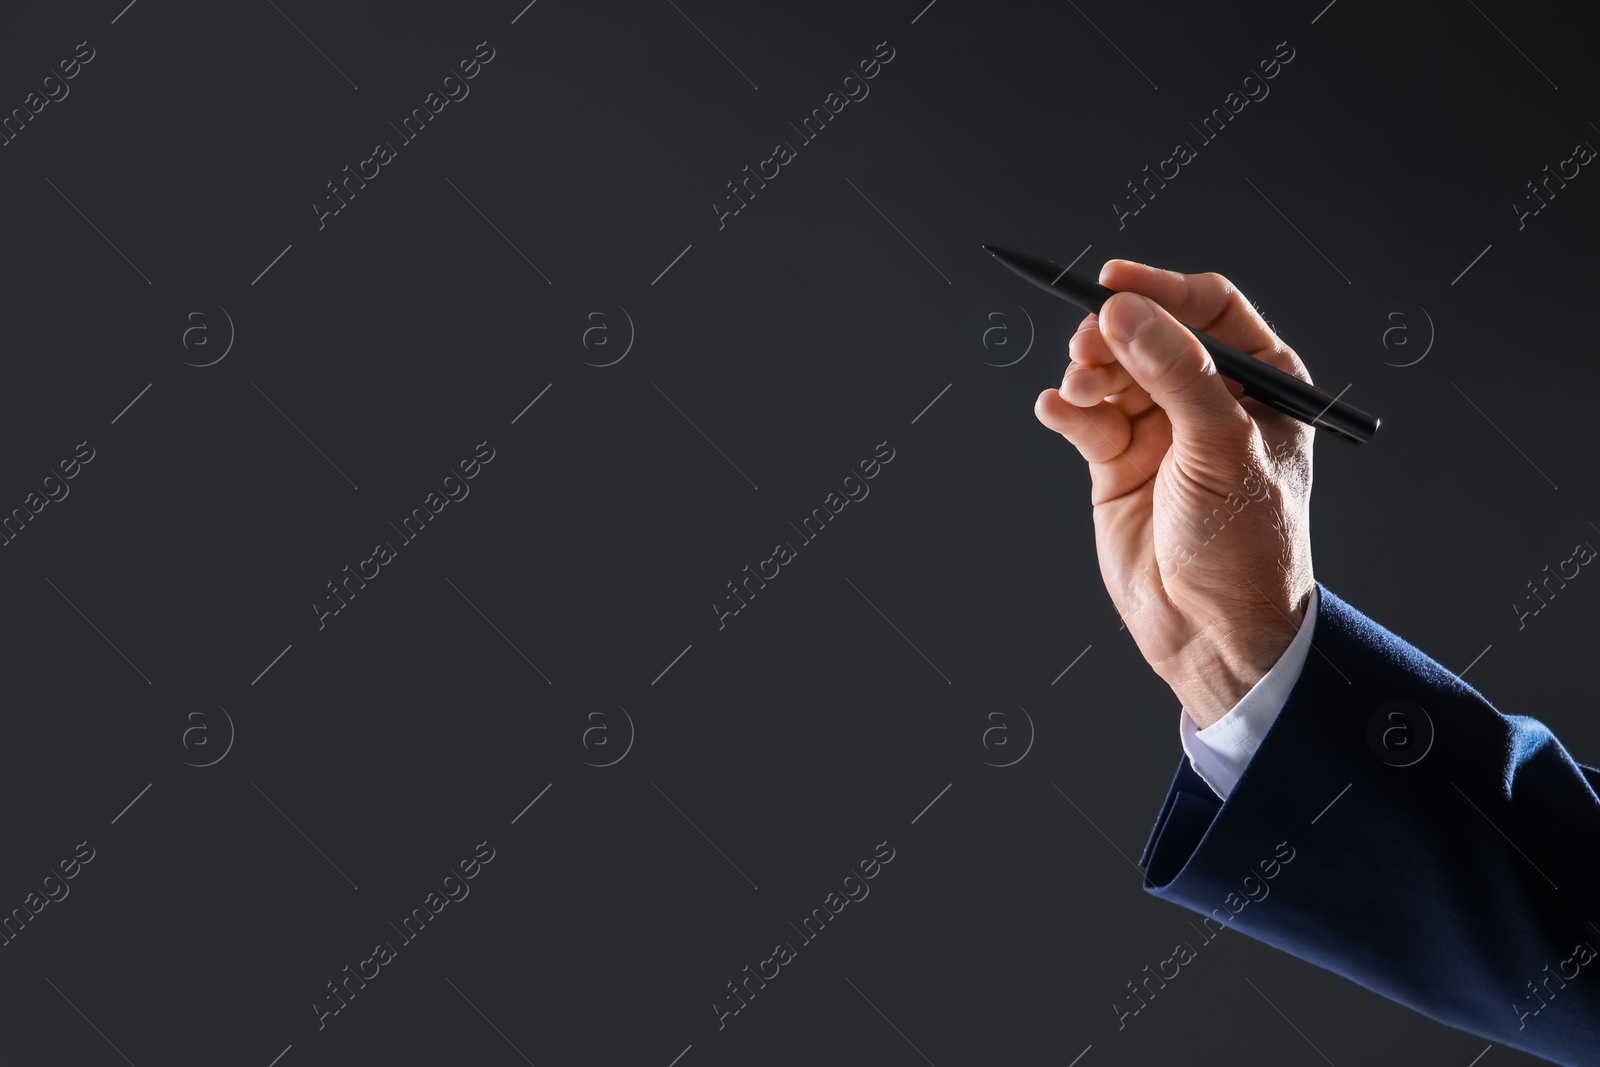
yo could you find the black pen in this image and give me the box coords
[982,245,1380,444]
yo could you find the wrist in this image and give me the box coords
[1169,604,1305,729]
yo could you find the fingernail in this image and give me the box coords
[1099,259,1147,283]
[1102,293,1155,343]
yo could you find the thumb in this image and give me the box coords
[1098,291,1254,485]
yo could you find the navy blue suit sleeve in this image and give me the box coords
[1138,581,1600,1065]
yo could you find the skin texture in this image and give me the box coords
[1033,260,1316,728]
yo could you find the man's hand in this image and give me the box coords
[1033,260,1316,728]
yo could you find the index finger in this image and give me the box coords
[1097,260,1294,369]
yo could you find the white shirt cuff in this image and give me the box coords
[1179,584,1320,800]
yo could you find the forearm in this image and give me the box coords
[1140,582,1600,1065]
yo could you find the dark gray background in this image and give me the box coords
[0,0,1594,1063]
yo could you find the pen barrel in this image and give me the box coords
[1195,332,1379,443]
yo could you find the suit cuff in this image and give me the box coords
[1179,583,1320,800]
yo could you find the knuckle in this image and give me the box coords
[1199,271,1242,313]
[1157,339,1219,396]
[1215,402,1258,444]
[1283,346,1313,385]
[1195,271,1252,335]
[1067,333,1098,366]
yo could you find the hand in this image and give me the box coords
[1033,261,1316,728]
